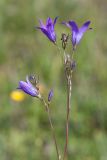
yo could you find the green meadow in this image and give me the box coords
[0,0,107,159]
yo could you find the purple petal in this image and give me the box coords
[35,20,46,30]
[47,22,53,31]
[76,21,91,45]
[37,27,56,42]
[39,19,46,29]
[62,21,71,28]
[53,17,58,26]
[36,27,48,35]
[68,21,79,47]
[68,21,79,33]
[18,81,39,97]
[41,28,55,42]
[79,21,91,33]
[46,17,52,26]
[26,76,34,88]
[46,18,54,32]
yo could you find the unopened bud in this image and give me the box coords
[48,89,54,102]
[70,61,76,70]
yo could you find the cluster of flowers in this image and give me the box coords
[36,17,91,48]
[17,17,91,100]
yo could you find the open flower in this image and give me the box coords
[17,76,41,98]
[10,90,25,102]
[62,20,91,49]
[36,17,58,43]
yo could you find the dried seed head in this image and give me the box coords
[61,33,69,50]
[28,75,39,86]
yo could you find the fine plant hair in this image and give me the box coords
[17,17,92,160]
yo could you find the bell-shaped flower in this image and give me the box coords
[36,17,58,43]
[17,76,41,98]
[62,20,91,49]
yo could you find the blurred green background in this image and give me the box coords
[0,0,107,159]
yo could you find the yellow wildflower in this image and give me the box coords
[10,90,25,102]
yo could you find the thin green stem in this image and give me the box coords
[41,98,61,160]
[63,74,72,160]
[56,44,64,63]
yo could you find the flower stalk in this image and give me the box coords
[63,74,72,160]
[63,53,73,160]
[40,97,61,160]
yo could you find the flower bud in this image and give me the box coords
[48,89,54,102]
[70,61,76,70]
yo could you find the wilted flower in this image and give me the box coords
[28,74,39,86]
[36,17,58,43]
[48,89,54,102]
[61,33,69,50]
[17,76,41,98]
[62,20,91,49]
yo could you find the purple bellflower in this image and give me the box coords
[36,17,58,43]
[62,20,91,49]
[48,89,54,102]
[17,76,40,98]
